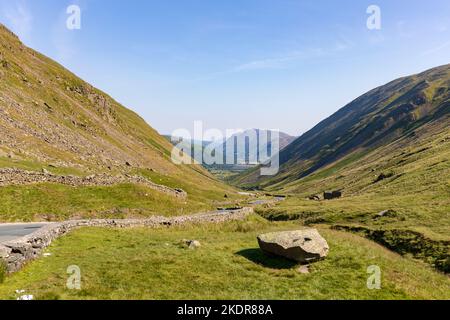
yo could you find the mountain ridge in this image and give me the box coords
[232,63,450,189]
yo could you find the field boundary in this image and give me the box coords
[0,207,253,273]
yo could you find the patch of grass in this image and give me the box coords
[0,162,243,222]
[0,183,221,222]
[0,157,86,176]
[252,126,450,246]
[0,260,6,284]
[0,216,448,300]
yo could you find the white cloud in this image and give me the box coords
[231,44,351,73]
[421,41,450,56]
[232,54,303,72]
[0,1,33,41]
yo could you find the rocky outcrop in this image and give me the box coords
[257,229,329,263]
[0,168,187,198]
[0,207,253,273]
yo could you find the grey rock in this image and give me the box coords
[258,229,329,263]
[0,245,11,258]
[297,265,310,274]
[182,240,201,249]
[374,209,397,219]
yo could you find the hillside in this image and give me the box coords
[233,64,449,189]
[0,24,238,221]
[231,64,450,272]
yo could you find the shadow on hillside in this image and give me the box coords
[235,248,297,269]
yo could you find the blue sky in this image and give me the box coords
[0,0,449,137]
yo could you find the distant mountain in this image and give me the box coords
[222,129,297,165]
[233,64,450,189]
[165,130,296,173]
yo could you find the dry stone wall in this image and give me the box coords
[0,168,187,198]
[0,207,253,273]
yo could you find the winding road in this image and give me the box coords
[0,196,285,244]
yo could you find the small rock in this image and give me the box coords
[42,168,50,174]
[374,172,394,183]
[374,209,397,219]
[182,239,201,249]
[0,246,10,258]
[297,265,310,274]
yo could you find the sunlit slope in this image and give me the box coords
[232,64,449,189]
[230,65,449,272]
[0,24,237,220]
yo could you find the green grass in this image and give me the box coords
[0,158,243,223]
[0,215,448,300]
[0,260,6,284]
[0,157,86,176]
[0,181,244,222]
[249,122,450,272]
[0,177,243,223]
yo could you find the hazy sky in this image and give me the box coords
[1,0,449,137]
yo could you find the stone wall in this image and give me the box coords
[0,168,187,199]
[0,208,253,273]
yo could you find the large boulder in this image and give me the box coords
[257,229,329,263]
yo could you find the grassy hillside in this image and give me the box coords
[0,24,239,221]
[233,64,449,188]
[231,64,449,272]
[0,215,448,300]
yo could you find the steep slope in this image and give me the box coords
[0,24,237,221]
[232,65,449,272]
[233,64,450,188]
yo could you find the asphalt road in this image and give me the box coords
[0,223,48,243]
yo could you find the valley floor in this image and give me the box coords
[0,215,448,300]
